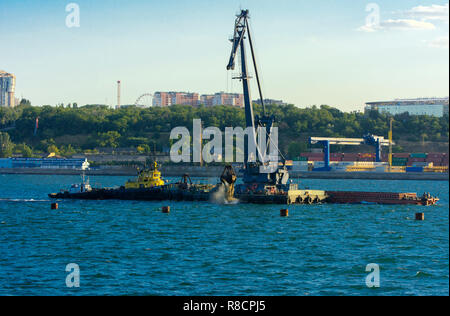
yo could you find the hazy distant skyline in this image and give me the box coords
[1,0,448,111]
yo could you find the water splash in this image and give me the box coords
[210,184,239,205]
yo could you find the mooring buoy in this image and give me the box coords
[280,209,289,217]
[162,206,170,213]
[51,203,58,210]
[415,213,425,221]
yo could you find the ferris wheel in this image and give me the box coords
[134,93,153,107]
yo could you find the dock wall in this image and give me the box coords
[0,166,448,181]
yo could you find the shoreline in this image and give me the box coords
[0,167,448,181]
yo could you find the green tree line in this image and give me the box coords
[0,103,448,159]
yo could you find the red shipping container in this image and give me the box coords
[393,153,410,158]
[358,158,375,162]
[428,153,444,158]
[308,157,323,161]
[409,158,426,162]
[308,154,324,158]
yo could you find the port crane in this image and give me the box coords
[226,9,289,186]
[309,134,393,171]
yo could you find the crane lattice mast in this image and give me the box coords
[227,10,288,185]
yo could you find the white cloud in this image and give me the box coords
[358,24,379,32]
[407,3,449,22]
[358,3,449,32]
[380,19,437,30]
[428,36,449,48]
[359,19,436,32]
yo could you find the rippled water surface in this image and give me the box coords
[0,174,448,295]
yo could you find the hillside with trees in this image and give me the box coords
[0,102,448,159]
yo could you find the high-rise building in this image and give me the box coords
[153,92,199,107]
[200,92,244,107]
[0,70,16,107]
[365,97,449,117]
[152,91,244,107]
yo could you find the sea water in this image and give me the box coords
[0,174,448,295]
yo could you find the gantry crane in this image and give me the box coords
[309,134,394,171]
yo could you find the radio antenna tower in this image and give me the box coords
[116,80,121,109]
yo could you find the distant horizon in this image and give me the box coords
[12,94,449,113]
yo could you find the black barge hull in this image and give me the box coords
[49,186,211,202]
[49,186,438,206]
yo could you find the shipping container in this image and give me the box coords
[428,153,444,158]
[411,162,431,167]
[358,158,375,162]
[308,157,323,162]
[406,167,424,172]
[409,157,426,162]
[307,152,324,157]
[410,153,427,158]
[393,153,410,158]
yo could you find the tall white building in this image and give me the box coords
[365,97,449,117]
[0,70,16,107]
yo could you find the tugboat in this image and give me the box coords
[49,162,166,200]
[68,172,92,193]
[125,162,165,189]
[49,172,93,199]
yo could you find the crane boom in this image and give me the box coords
[227,10,289,185]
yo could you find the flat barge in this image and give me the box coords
[325,191,438,206]
[49,181,438,206]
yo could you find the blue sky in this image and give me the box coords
[0,0,448,111]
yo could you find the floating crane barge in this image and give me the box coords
[49,10,438,207]
[49,179,438,206]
